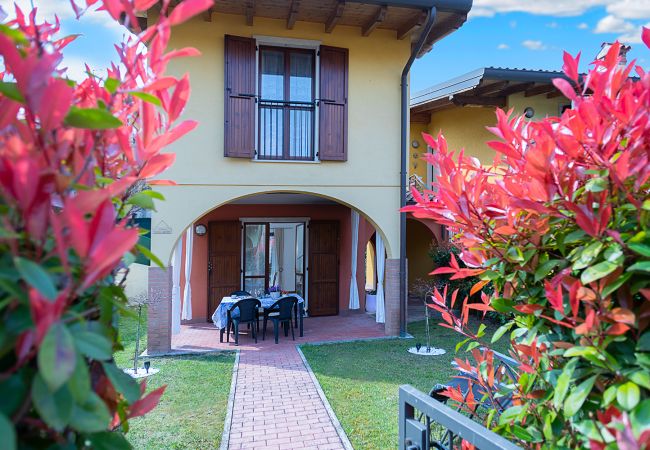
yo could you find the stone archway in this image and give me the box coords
[145,189,402,354]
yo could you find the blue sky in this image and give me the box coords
[1,0,649,91]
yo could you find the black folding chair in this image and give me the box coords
[262,296,297,344]
[227,298,261,345]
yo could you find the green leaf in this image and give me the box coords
[69,392,111,433]
[127,192,156,211]
[631,399,650,430]
[86,432,131,450]
[136,244,164,269]
[628,261,650,273]
[14,257,57,300]
[628,243,650,258]
[564,375,597,417]
[0,81,24,103]
[130,91,162,106]
[0,374,28,417]
[639,332,650,352]
[629,371,650,390]
[585,177,607,192]
[0,413,16,450]
[580,261,618,285]
[104,77,120,94]
[511,424,534,442]
[140,189,165,200]
[534,259,563,282]
[491,322,514,343]
[498,405,523,426]
[38,322,77,391]
[455,337,470,353]
[553,359,577,410]
[617,381,640,410]
[602,272,632,298]
[603,385,617,406]
[73,329,112,361]
[477,323,487,338]
[31,374,73,431]
[67,356,91,404]
[0,24,27,43]
[64,107,122,129]
[102,362,140,404]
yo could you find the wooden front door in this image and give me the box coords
[207,221,241,319]
[308,221,339,316]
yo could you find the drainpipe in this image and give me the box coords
[399,7,437,337]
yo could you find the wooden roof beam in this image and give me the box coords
[203,7,213,22]
[547,90,565,99]
[499,82,534,97]
[472,80,509,96]
[411,112,431,124]
[525,84,556,97]
[362,5,387,37]
[453,95,506,107]
[397,10,426,40]
[325,1,345,33]
[245,1,254,26]
[287,0,300,30]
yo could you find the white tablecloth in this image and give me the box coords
[211,294,305,329]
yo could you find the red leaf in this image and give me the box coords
[562,51,581,82]
[643,27,650,50]
[168,0,214,26]
[553,78,577,101]
[514,304,544,314]
[128,385,167,419]
[140,153,176,179]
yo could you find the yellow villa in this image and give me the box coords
[405,67,571,285]
[135,0,473,354]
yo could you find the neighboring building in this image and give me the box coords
[406,67,571,287]
[139,0,473,354]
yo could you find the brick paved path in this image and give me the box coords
[228,346,345,450]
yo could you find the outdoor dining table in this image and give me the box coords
[212,294,305,341]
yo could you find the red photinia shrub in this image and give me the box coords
[404,32,650,448]
[0,0,211,447]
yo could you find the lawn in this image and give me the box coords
[114,307,235,449]
[300,317,507,450]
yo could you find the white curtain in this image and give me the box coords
[349,210,360,309]
[171,239,182,335]
[181,227,193,320]
[375,234,386,323]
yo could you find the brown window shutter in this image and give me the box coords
[224,35,256,158]
[318,46,348,161]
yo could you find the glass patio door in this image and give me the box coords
[243,223,268,297]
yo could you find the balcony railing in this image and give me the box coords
[258,99,315,161]
[399,385,521,450]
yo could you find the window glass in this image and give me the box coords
[290,52,313,102]
[260,49,284,101]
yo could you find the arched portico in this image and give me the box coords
[145,186,402,354]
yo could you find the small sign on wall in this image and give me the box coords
[152,220,172,234]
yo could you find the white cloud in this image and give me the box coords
[471,0,610,17]
[606,0,650,20]
[0,0,126,32]
[58,56,103,82]
[578,22,589,29]
[522,40,548,50]
[594,14,648,43]
[497,43,510,50]
[546,21,559,28]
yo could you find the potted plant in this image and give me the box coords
[365,289,377,312]
[269,284,281,299]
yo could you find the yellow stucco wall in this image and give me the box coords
[149,12,412,261]
[408,92,570,170]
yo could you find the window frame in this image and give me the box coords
[257,45,317,161]
[253,36,321,163]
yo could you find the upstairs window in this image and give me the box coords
[224,35,348,162]
[259,47,315,161]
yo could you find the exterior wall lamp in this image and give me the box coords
[194,223,207,236]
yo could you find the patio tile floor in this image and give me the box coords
[171,312,386,449]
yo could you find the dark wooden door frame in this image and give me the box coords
[242,222,270,294]
[307,220,340,317]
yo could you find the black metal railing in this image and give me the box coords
[399,385,521,450]
[258,99,315,161]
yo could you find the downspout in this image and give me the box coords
[399,7,437,337]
